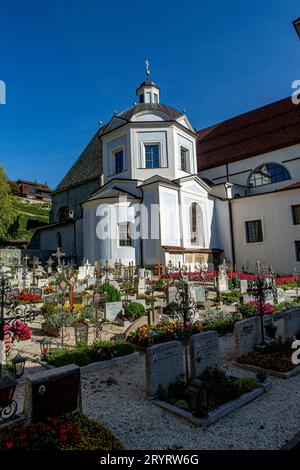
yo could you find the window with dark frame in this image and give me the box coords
[180,147,189,172]
[115,150,123,174]
[191,202,197,244]
[245,220,263,243]
[292,205,300,225]
[119,222,132,247]
[145,144,160,168]
[295,241,300,262]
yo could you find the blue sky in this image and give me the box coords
[0,0,299,188]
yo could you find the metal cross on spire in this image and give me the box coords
[145,59,150,79]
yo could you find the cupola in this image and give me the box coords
[136,60,160,104]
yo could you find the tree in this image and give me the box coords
[0,165,18,240]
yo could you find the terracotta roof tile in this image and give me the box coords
[197,97,300,170]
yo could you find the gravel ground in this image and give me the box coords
[80,336,300,450]
[11,333,300,450]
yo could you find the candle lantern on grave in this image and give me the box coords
[12,353,26,379]
[39,337,52,359]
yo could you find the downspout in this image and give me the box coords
[225,163,236,268]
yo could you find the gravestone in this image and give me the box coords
[137,268,146,295]
[104,301,123,321]
[276,288,286,304]
[189,284,206,303]
[38,278,49,288]
[265,290,275,306]
[167,286,177,305]
[240,279,248,294]
[234,317,262,358]
[217,265,229,292]
[78,266,87,280]
[283,308,300,339]
[28,287,43,297]
[190,331,220,378]
[146,341,184,397]
[24,364,81,421]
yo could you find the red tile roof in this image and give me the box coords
[197,97,300,171]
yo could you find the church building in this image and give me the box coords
[31,68,300,273]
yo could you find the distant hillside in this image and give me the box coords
[6,199,50,241]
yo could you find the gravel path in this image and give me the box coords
[11,334,300,450]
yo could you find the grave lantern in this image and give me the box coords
[0,376,18,421]
[12,353,26,378]
[39,337,52,358]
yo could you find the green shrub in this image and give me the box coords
[123,302,145,320]
[44,340,134,367]
[101,282,121,302]
[204,318,237,335]
[45,346,91,367]
[238,302,256,318]
[220,290,240,305]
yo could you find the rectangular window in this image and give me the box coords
[139,94,144,103]
[295,241,300,262]
[145,144,160,169]
[245,220,263,243]
[180,147,189,172]
[154,93,158,103]
[115,150,123,174]
[292,205,300,225]
[146,92,151,103]
[119,222,132,247]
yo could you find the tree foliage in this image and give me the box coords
[0,165,19,240]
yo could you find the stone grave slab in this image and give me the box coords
[190,331,220,378]
[104,301,123,321]
[146,341,184,397]
[189,284,206,303]
[24,364,81,421]
[276,288,286,304]
[167,286,177,305]
[235,317,262,358]
[240,279,248,293]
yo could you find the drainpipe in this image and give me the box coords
[224,182,236,268]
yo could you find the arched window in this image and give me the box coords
[189,202,205,246]
[248,163,291,188]
[56,232,62,248]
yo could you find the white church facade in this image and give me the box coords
[31,72,300,274]
[82,78,221,268]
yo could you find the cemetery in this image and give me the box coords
[0,254,299,449]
